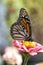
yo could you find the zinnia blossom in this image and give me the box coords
[13,40,43,56]
[2,47,22,65]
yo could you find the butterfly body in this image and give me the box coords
[10,8,32,41]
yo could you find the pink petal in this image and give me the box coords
[18,48,25,52]
[36,42,42,46]
[29,52,37,56]
[13,40,21,48]
[22,46,29,52]
[38,47,43,52]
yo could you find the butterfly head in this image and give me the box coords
[19,8,30,21]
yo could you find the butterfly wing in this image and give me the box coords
[10,8,32,41]
[11,22,26,40]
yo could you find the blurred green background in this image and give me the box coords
[0,0,43,65]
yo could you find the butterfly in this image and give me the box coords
[10,8,32,41]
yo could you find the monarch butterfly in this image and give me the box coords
[10,8,32,41]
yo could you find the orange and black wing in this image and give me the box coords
[10,8,32,41]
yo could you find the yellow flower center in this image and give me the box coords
[22,41,35,47]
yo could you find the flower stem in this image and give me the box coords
[22,52,30,65]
